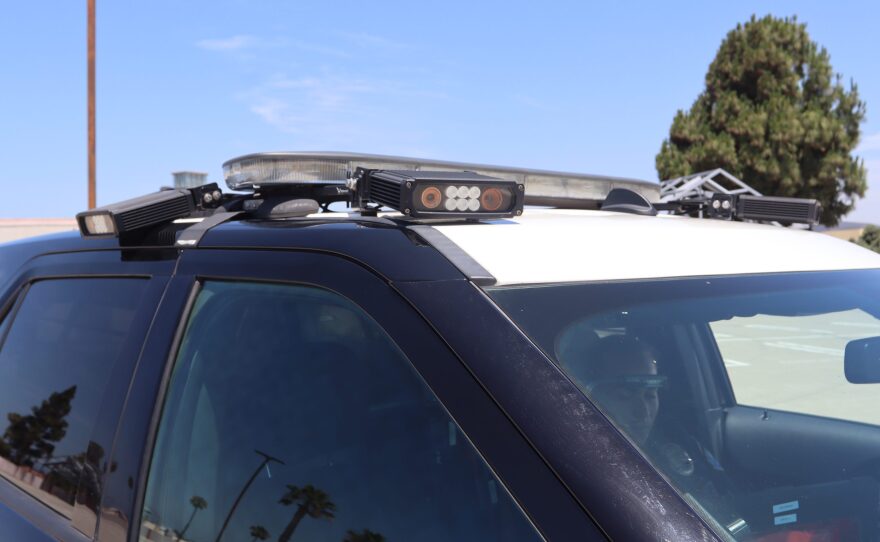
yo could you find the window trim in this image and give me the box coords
[0,282,28,353]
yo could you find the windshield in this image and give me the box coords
[489,269,880,542]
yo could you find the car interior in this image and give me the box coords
[489,271,880,542]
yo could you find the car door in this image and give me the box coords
[0,249,176,542]
[99,249,599,542]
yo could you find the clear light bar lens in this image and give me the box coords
[224,157,351,189]
[222,152,660,205]
[83,213,116,236]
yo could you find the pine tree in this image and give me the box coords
[854,225,880,253]
[656,15,867,226]
[1,386,76,467]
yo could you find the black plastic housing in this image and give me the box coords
[359,169,524,219]
[706,194,821,225]
[737,194,821,225]
[76,190,193,238]
[76,184,224,238]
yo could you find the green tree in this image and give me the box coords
[177,495,207,540]
[277,484,336,542]
[250,524,271,542]
[343,529,386,542]
[1,386,76,467]
[854,225,880,253]
[656,15,867,226]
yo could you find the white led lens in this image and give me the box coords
[456,198,469,211]
[444,198,458,211]
[84,213,116,235]
[467,198,481,211]
[445,186,459,198]
[457,186,470,198]
[468,186,481,199]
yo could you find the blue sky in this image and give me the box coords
[1,1,879,222]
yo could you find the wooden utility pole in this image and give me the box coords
[87,0,96,209]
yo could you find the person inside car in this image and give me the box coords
[563,334,749,538]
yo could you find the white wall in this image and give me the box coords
[0,219,77,244]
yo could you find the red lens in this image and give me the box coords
[480,188,504,211]
[420,186,442,209]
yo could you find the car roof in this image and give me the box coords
[0,219,465,284]
[434,209,880,286]
[8,209,879,287]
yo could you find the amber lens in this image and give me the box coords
[480,187,505,211]
[420,186,442,209]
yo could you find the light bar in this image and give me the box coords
[222,152,659,205]
[358,170,523,219]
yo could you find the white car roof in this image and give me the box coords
[433,209,880,286]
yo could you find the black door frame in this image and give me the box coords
[105,248,600,542]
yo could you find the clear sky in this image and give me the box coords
[1,1,878,222]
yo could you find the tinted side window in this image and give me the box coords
[141,281,542,542]
[0,278,152,521]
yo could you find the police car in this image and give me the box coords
[1,152,879,542]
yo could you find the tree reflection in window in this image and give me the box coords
[249,524,270,541]
[278,484,336,542]
[0,387,105,518]
[2,386,76,469]
[0,277,151,522]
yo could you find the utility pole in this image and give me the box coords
[215,450,284,542]
[87,0,96,209]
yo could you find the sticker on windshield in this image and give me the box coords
[772,500,800,514]
[774,514,798,526]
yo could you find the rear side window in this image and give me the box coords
[141,281,542,542]
[0,279,152,522]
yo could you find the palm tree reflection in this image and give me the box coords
[249,524,270,541]
[277,484,336,542]
[177,495,207,541]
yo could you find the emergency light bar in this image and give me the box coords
[222,152,659,206]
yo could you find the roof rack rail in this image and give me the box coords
[601,187,821,226]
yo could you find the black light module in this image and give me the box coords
[76,183,223,238]
[706,193,822,225]
[354,169,524,219]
